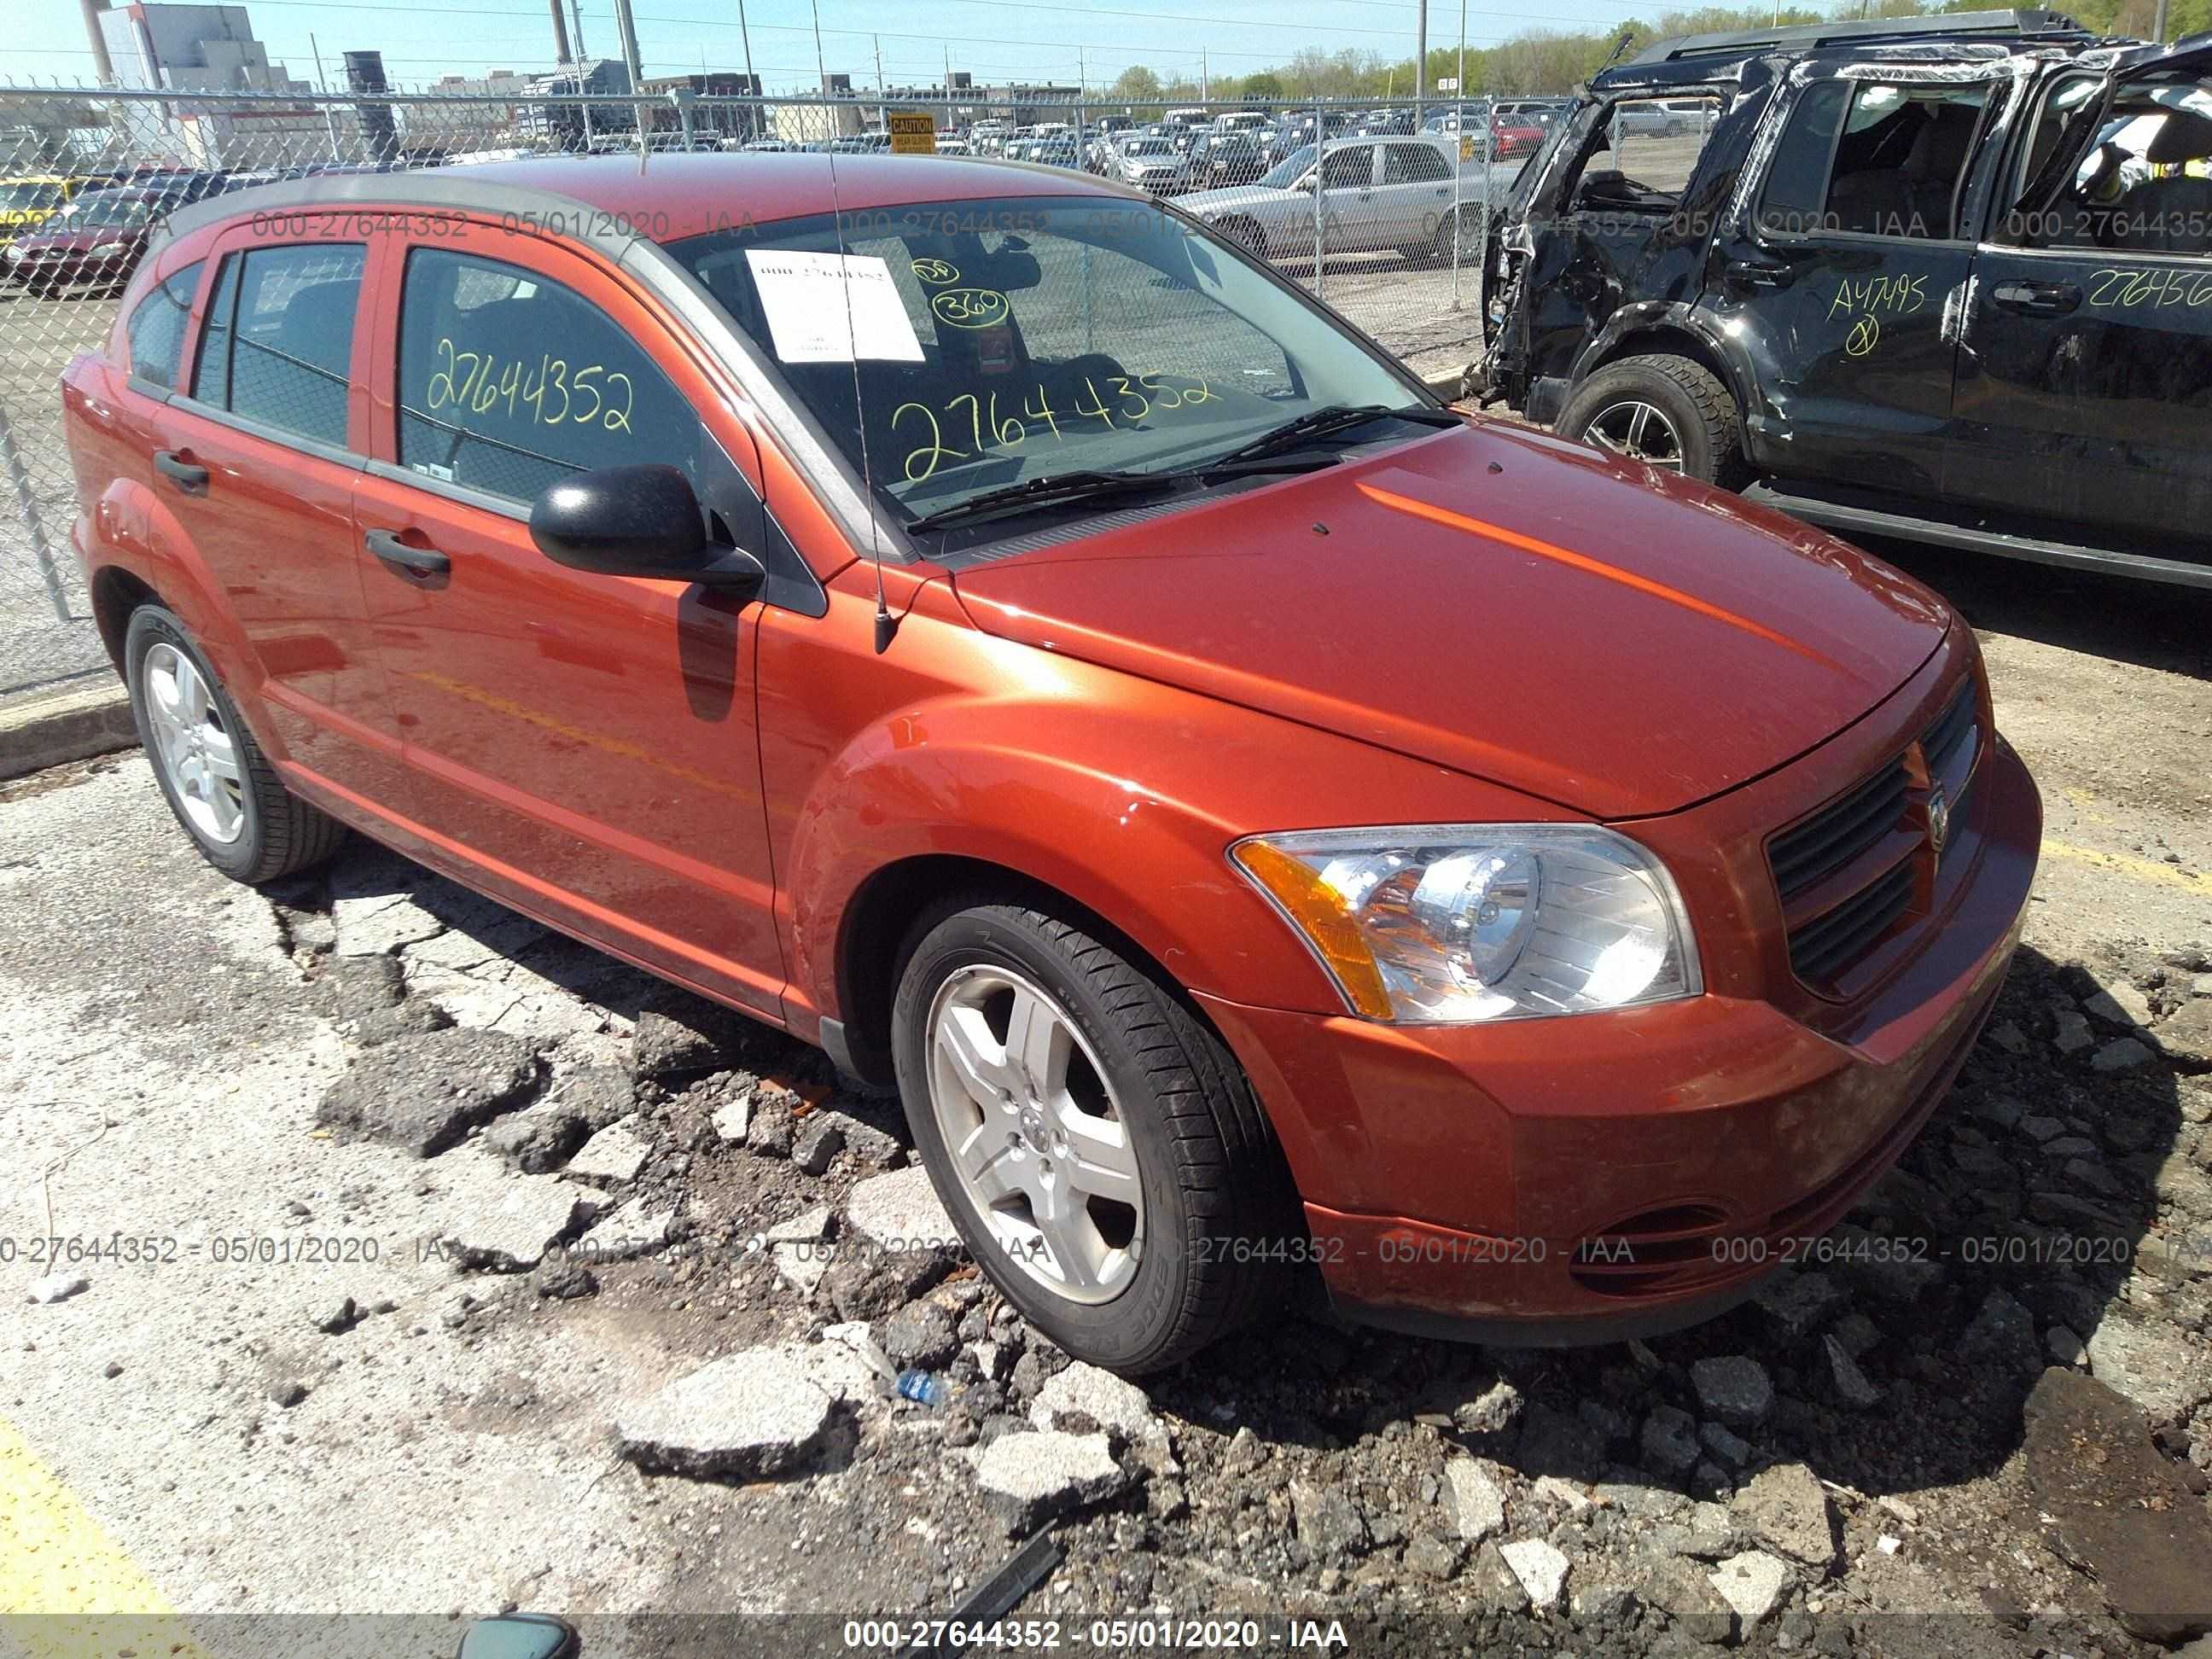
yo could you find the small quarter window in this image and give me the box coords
[124,260,203,389]
[1758,82,1850,236]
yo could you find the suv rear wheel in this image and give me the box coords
[890,897,1295,1373]
[125,604,346,883]
[1557,354,1749,487]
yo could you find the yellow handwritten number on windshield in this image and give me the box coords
[932,288,1010,329]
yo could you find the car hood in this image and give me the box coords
[1177,183,1301,217]
[948,421,1951,819]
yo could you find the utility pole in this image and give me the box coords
[874,32,886,131]
[79,0,115,84]
[547,0,571,65]
[611,0,645,100]
[736,0,757,137]
[568,0,595,149]
[309,32,341,161]
[1201,48,1208,103]
[1414,0,1427,126]
[2153,0,2171,38]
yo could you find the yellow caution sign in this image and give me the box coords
[888,112,938,155]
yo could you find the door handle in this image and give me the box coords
[364,527,451,579]
[1724,256,1797,290]
[152,450,208,495]
[1991,279,2081,317]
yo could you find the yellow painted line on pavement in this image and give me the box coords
[0,1414,211,1658]
[2042,837,2212,898]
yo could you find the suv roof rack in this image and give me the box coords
[1626,9,2087,65]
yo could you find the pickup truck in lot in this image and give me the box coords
[1477,9,2212,588]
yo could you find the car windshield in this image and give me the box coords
[58,193,154,228]
[672,195,1419,533]
[1257,145,1316,189]
[2,182,64,210]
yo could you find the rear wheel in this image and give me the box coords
[891,898,1298,1373]
[125,604,346,883]
[1555,353,1749,487]
[1431,203,1479,268]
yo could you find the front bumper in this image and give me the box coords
[1195,725,2040,1344]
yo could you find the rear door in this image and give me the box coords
[1375,141,1456,251]
[1705,62,2009,496]
[1947,44,2212,540]
[143,218,395,792]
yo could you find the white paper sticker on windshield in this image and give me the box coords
[744,249,926,364]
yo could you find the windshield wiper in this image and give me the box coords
[903,469,1179,533]
[1201,402,1461,470]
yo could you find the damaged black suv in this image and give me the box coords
[1477,9,2212,587]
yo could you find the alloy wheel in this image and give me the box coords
[1584,399,1686,470]
[143,642,245,844]
[924,963,1144,1304]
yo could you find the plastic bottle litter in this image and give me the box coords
[895,1367,951,1407]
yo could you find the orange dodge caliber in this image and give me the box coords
[62,155,2039,1371]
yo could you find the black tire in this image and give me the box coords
[1430,204,1478,269]
[1555,352,1750,488]
[124,603,346,883]
[891,897,1299,1373]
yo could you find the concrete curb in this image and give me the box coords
[0,679,137,782]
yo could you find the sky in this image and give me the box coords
[3,0,1668,93]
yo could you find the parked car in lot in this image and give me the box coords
[0,174,89,243]
[1179,135,1502,264]
[3,186,174,295]
[1184,129,1268,190]
[1480,8,2212,587]
[1109,133,1186,193]
[62,153,2037,1371]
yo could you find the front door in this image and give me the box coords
[1704,66,2007,496]
[1947,44,2212,541]
[352,227,787,1015]
[142,221,393,792]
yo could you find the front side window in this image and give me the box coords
[2013,69,2212,253]
[395,247,706,506]
[1319,145,1374,190]
[672,195,1420,533]
[192,242,365,448]
[125,259,202,389]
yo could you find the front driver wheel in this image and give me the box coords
[1554,353,1749,487]
[125,604,346,883]
[892,898,1297,1373]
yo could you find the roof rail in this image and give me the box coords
[1624,9,2088,65]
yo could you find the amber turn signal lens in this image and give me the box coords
[1231,839,1395,1020]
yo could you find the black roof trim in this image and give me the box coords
[1618,9,2088,69]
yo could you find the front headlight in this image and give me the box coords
[90,240,129,257]
[1231,824,1701,1023]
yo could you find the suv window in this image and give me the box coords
[1822,83,1991,239]
[125,260,203,389]
[191,243,365,448]
[396,247,706,506]
[1758,81,1851,236]
[1382,143,1450,184]
[2017,68,2212,253]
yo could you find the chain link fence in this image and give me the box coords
[0,84,1523,709]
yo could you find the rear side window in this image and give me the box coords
[1383,143,1451,184]
[394,247,706,507]
[191,242,365,448]
[124,260,203,389]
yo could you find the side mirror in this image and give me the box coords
[457,1614,579,1659]
[529,464,764,591]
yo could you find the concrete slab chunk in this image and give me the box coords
[616,1346,843,1480]
[565,1115,653,1184]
